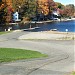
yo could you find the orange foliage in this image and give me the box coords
[0,0,13,22]
[2,0,12,7]
[38,0,56,15]
[0,0,13,9]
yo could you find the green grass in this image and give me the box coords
[0,48,47,62]
[68,72,75,75]
[72,72,75,75]
[0,31,12,35]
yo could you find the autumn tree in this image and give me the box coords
[55,2,64,9]
[0,1,7,25]
[12,0,75,20]
[63,4,74,17]
[37,0,56,16]
[0,0,14,25]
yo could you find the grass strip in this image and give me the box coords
[72,72,75,75]
[0,31,12,35]
[0,48,47,62]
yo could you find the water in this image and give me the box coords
[32,20,75,32]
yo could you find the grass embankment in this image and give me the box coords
[72,72,75,75]
[0,31,12,35]
[0,48,47,62]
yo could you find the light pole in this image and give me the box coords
[18,5,21,20]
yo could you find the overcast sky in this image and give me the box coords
[54,0,74,5]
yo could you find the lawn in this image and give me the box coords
[0,48,47,62]
[72,72,75,75]
[0,31,12,35]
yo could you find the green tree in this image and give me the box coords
[13,0,36,20]
[55,2,64,9]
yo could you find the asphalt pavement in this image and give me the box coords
[0,31,74,75]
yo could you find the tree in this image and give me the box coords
[63,4,74,17]
[0,1,7,25]
[12,0,25,10]
[37,0,56,16]
[12,0,36,20]
[0,0,14,25]
[55,2,64,9]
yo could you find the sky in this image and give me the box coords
[54,0,75,5]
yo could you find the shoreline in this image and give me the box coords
[23,18,75,24]
[20,19,75,35]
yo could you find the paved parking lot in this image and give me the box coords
[0,31,74,75]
